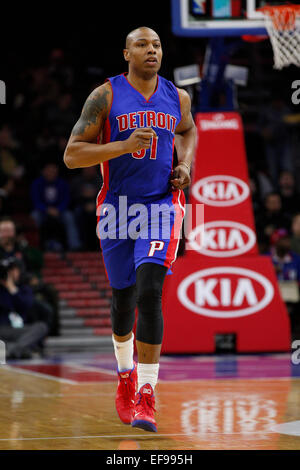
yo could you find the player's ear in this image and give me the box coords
[123,48,130,62]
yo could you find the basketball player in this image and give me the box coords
[64,27,196,432]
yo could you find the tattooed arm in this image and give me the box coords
[64,82,156,169]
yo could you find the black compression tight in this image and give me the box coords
[110,263,167,344]
[110,284,136,337]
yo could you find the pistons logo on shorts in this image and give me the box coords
[148,241,165,257]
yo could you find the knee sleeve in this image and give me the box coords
[110,285,136,336]
[136,263,167,344]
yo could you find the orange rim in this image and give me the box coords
[258,4,300,30]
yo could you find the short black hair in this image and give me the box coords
[125,26,160,48]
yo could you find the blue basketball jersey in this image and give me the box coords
[98,73,181,203]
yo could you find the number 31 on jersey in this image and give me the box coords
[132,136,158,160]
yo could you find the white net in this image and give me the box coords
[260,5,300,69]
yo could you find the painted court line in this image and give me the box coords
[0,431,277,441]
[66,362,116,376]
[2,364,296,384]
[0,392,114,398]
[2,366,77,385]
[2,362,298,384]
[62,363,295,383]
[156,376,293,383]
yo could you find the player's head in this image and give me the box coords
[124,27,162,79]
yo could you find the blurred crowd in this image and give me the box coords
[0,217,59,358]
[1,46,300,351]
[0,49,104,357]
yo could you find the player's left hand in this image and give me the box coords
[170,164,191,190]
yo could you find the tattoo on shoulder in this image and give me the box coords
[71,86,110,136]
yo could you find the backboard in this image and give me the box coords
[171,0,300,37]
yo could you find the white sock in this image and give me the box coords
[137,363,159,392]
[112,333,134,372]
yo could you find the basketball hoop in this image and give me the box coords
[258,4,300,69]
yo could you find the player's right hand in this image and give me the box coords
[123,128,157,153]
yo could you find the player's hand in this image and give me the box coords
[170,164,191,190]
[123,128,157,153]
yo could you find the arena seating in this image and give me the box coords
[42,252,113,352]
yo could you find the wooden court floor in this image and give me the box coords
[0,354,300,450]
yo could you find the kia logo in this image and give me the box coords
[187,221,256,257]
[177,267,274,318]
[192,175,250,207]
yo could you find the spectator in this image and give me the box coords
[0,217,59,335]
[249,170,274,217]
[269,229,300,282]
[291,213,300,256]
[31,162,81,251]
[15,224,43,278]
[0,217,27,274]
[9,260,55,339]
[0,216,43,276]
[278,171,300,218]
[267,229,300,338]
[0,257,48,359]
[255,192,291,250]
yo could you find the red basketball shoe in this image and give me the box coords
[115,362,137,424]
[131,383,157,432]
